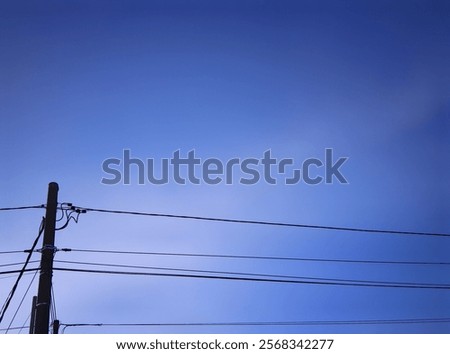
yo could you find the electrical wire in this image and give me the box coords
[0,325,28,332]
[53,260,450,287]
[59,317,450,332]
[18,313,31,334]
[5,270,38,333]
[0,269,40,276]
[0,261,40,269]
[72,205,450,237]
[0,272,37,281]
[0,250,28,255]
[0,218,45,325]
[53,267,450,290]
[0,205,44,212]
[65,248,450,266]
[51,285,57,325]
[55,203,84,231]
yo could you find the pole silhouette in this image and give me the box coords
[34,182,59,334]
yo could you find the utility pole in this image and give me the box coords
[53,320,60,334]
[34,182,59,334]
[29,296,37,334]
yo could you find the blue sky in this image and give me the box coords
[0,0,449,334]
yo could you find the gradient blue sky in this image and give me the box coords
[0,0,449,334]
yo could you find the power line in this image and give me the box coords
[0,261,40,269]
[66,248,450,266]
[5,270,39,333]
[0,325,28,332]
[0,269,40,276]
[72,206,450,237]
[0,250,27,255]
[0,205,44,212]
[0,218,45,325]
[59,317,450,332]
[0,272,37,281]
[51,286,57,325]
[53,267,450,290]
[18,313,31,334]
[53,260,450,287]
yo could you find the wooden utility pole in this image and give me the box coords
[34,182,59,334]
[53,319,60,334]
[28,296,37,334]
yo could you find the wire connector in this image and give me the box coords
[55,202,85,231]
[37,245,58,254]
